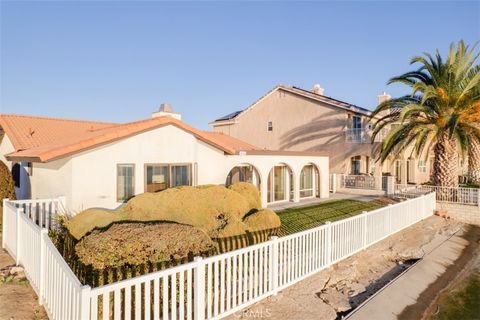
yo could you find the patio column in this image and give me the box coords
[260,169,269,208]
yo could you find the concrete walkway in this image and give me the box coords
[347,228,469,320]
[268,192,380,210]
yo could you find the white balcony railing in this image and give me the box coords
[345,128,388,143]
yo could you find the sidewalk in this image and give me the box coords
[0,233,48,320]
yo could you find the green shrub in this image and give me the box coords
[75,223,215,270]
[0,161,16,201]
[228,182,261,210]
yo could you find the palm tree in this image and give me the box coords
[371,41,480,187]
[466,81,480,184]
[469,139,480,184]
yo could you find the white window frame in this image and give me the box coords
[418,160,427,173]
[267,121,273,132]
[117,164,135,202]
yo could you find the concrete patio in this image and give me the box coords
[268,191,381,211]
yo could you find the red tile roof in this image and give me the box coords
[1,114,259,162]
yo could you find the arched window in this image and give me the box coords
[300,165,314,198]
[267,164,293,203]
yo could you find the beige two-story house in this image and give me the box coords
[211,84,435,185]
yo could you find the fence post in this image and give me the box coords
[15,208,23,265]
[194,257,205,320]
[38,229,48,305]
[79,285,92,320]
[386,176,395,196]
[326,221,332,266]
[2,199,7,248]
[477,189,480,210]
[270,236,279,295]
[362,212,368,249]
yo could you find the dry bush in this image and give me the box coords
[67,183,280,244]
[75,223,215,270]
[0,161,16,201]
[228,182,261,210]
[66,208,125,240]
[243,209,281,232]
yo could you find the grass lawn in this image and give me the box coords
[277,199,383,236]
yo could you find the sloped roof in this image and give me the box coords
[1,114,259,162]
[212,84,372,124]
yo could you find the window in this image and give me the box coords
[268,165,288,202]
[171,165,191,187]
[300,165,314,198]
[12,163,20,188]
[267,121,273,132]
[117,164,135,202]
[352,116,362,129]
[27,162,33,176]
[395,160,402,184]
[351,156,361,175]
[145,163,192,192]
[146,165,169,192]
[418,160,427,173]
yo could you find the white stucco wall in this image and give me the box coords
[15,124,330,212]
[65,125,226,212]
[0,135,31,199]
[0,135,15,169]
[31,157,73,203]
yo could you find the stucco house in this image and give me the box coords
[210,84,436,185]
[0,108,329,212]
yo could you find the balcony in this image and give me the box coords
[345,128,387,143]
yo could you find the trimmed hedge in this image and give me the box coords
[67,183,276,240]
[75,222,215,270]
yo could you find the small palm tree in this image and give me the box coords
[372,41,480,187]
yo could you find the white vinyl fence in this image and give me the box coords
[394,184,480,208]
[2,198,90,320]
[3,193,436,320]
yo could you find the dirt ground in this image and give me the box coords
[0,237,48,320]
[228,216,465,320]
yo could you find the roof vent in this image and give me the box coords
[312,84,324,95]
[152,103,181,120]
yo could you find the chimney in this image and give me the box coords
[377,92,391,105]
[152,103,182,120]
[312,84,324,95]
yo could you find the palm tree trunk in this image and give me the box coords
[468,138,480,184]
[432,132,459,187]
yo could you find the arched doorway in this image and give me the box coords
[226,164,261,189]
[300,164,320,198]
[267,164,293,203]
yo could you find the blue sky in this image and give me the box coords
[1,1,479,129]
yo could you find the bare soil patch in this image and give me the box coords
[0,243,48,320]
